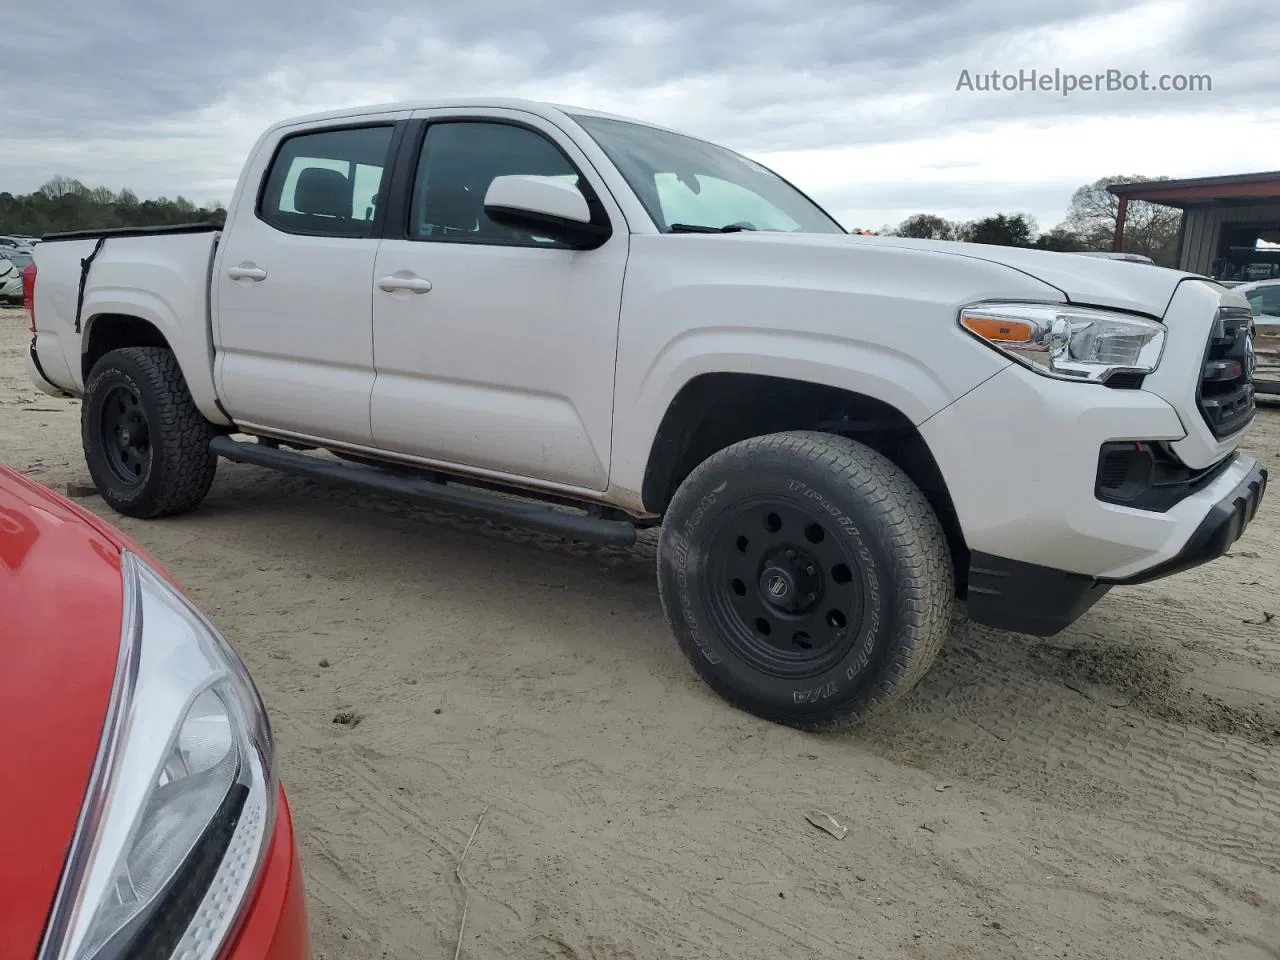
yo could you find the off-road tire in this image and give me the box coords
[82,347,218,518]
[656,430,953,730]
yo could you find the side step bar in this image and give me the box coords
[209,435,639,546]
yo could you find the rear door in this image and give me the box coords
[213,114,408,446]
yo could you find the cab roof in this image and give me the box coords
[264,97,692,139]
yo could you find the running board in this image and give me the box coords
[209,435,638,546]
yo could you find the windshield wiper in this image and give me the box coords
[668,223,756,233]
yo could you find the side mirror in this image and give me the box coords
[483,175,611,250]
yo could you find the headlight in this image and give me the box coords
[39,551,275,960]
[959,301,1166,382]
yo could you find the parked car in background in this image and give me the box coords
[1237,278,1280,395]
[0,252,23,303]
[4,246,34,270]
[0,465,310,958]
[0,235,34,251]
[1237,278,1280,320]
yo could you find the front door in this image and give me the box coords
[214,117,405,446]
[369,110,629,491]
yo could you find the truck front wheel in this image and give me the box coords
[82,347,218,519]
[656,431,954,730]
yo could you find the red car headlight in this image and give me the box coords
[38,551,277,960]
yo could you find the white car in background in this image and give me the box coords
[3,246,34,270]
[1237,278,1280,395]
[0,251,23,303]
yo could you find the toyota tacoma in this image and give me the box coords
[23,98,1267,729]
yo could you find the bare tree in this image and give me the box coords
[38,176,88,199]
[1065,176,1181,265]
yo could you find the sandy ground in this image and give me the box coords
[4,307,1280,960]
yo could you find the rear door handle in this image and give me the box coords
[227,263,267,281]
[378,274,433,294]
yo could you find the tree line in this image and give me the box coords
[1,173,1180,266]
[869,175,1181,265]
[0,177,225,237]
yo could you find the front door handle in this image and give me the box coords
[227,263,267,282]
[378,274,433,294]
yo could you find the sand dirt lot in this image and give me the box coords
[4,308,1280,959]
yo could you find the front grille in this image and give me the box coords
[1196,305,1255,438]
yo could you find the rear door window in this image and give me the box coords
[259,125,395,237]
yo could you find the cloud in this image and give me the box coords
[758,109,1280,228]
[2,0,1278,229]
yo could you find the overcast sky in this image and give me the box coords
[3,0,1278,232]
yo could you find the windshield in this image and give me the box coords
[571,114,846,235]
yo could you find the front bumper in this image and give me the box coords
[223,787,311,959]
[966,456,1267,635]
[920,358,1251,580]
[924,279,1264,636]
[1109,455,1267,584]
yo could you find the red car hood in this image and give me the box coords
[0,468,131,960]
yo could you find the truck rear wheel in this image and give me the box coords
[656,430,953,730]
[82,347,218,519]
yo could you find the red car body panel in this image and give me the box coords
[0,468,124,960]
[222,788,312,960]
[0,466,309,959]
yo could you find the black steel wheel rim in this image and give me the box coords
[704,495,870,680]
[99,383,152,487]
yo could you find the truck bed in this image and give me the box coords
[29,223,225,422]
[40,220,222,243]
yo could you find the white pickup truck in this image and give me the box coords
[24,98,1268,729]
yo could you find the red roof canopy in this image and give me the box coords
[1108,172,1280,209]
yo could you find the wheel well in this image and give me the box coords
[641,372,969,589]
[83,314,172,381]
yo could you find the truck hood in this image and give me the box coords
[0,468,123,958]
[731,231,1202,317]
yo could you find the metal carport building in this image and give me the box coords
[1108,172,1280,281]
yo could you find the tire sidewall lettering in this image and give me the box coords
[782,479,886,700]
[671,487,723,665]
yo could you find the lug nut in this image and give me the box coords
[805,565,816,575]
